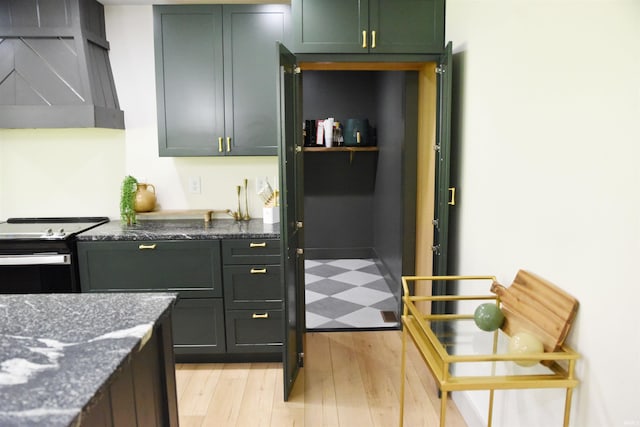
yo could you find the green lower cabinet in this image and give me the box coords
[77,240,224,360]
[173,298,226,356]
[78,237,283,361]
[222,238,283,355]
[225,309,283,353]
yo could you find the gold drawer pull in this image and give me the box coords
[218,137,223,152]
[138,244,157,250]
[362,30,367,48]
[250,268,267,274]
[226,137,231,152]
[252,313,269,319]
[371,30,376,48]
[249,242,267,248]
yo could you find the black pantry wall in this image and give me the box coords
[302,70,418,296]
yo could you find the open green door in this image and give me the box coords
[277,42,305,401]
[432,42,454,315]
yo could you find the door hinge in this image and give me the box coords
[435,64,446,74]
[432,219,439,227]
[432,244,441,255]
[434,144,441,152]
[296,221,303,230]
[295,145,302,153]
[294,66,301,74]
[298,352,304,366]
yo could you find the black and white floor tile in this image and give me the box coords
[305,258,399,330]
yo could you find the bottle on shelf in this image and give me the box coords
[334,121,344,146]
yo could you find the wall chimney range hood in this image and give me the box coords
[0,0,124,129]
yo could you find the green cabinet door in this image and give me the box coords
[223,5,290,156]
[291,0,444,54]
[154,6,225,156]
[292,0,366,53]
[370,0,444,54]
[173,298,226,356]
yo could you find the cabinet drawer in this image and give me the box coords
[222,239,280,265]
[78,240,222,298]
[223,264,282,309]
[173,298,226,355]
[225,309,282,353]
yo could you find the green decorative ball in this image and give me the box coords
[473,303,505,331]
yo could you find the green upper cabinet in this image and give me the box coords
[154,5,290,157]
[154,6,224,156]
[291,0,444,54]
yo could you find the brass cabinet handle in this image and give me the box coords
[138,244,157,250]
[252,313,269,319]
[362,30,367,48]
[448,187,456,206]
[226,137,231,152]
[371,30,376,48]
[250,268,267,274]
[218,137,223,153]
[249,242,267,248]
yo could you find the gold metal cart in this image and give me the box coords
[399,273,580,427]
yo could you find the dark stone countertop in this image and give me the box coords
[76,218,279,241]
[0,292,176,427]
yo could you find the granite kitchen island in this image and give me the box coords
[0,293,178,427]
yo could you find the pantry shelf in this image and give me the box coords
[303,146,378,152]
[303,146,378,164]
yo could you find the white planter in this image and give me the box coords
[263,207,280,224]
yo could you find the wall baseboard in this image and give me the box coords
[452,391,485,427]
[305,247,374,259]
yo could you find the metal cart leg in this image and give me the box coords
[563,387,574,427]
[488,389,495,427]
[399,325,407,427]
[440,390,448,427]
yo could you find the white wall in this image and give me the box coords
[0,5,278,220]
[446,1,640,426]
[0,129,126,218]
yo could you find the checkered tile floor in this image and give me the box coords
[305,258,399,330]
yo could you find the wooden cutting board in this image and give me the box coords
[136,209,235,222]
[490,270,579,352]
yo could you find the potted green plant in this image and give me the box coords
[120,175,138,225]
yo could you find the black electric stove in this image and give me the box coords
[0,217,109,293]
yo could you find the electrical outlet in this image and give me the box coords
[256,176,268,193]
[188,176,201,194]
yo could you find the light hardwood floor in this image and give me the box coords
[175,330,467,427]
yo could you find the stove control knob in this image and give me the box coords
[44,228,53,236]
[56,228,66,237]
